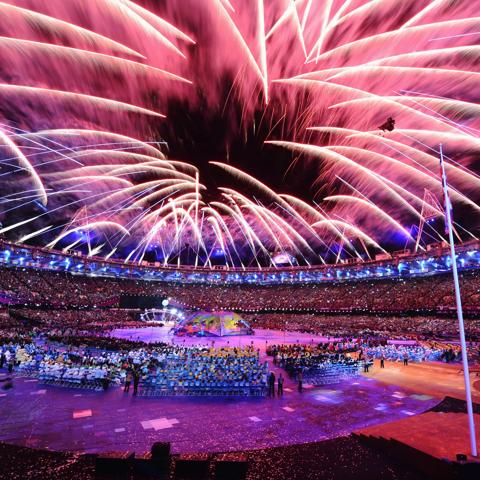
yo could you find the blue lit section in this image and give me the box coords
[1,242,480,286]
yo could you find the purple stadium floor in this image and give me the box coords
[0,329,439,454]
[110,326,343,347]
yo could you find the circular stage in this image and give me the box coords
[0,329,439,455]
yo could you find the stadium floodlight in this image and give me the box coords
[439,143,477,458]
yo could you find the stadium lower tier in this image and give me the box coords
[2,307,480,342]
[2,265,480,315]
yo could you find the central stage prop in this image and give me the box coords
[173,311,253,337]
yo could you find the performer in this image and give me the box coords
[268,371,276,397]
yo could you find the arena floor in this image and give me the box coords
[110,326,343,347]
[0,328,443,454]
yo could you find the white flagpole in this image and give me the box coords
[439,143,477,457]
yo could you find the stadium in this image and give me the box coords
[0,1,480,479]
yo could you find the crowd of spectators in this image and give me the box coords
[2,265,480,314]
[6,307,478,347]
[0,308,145,350]
[0,268,119,308]
[3,307,479,344]
[11,308,141,332]
[246,313,480,341]
[1,264,479,374]
[0,312,34,351]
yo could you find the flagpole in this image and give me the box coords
[439,143,477,457]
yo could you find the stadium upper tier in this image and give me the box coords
[2,256,480,315]
[2,239,480,314]
[1,239,480,286]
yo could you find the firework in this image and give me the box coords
[1,0,479,267]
